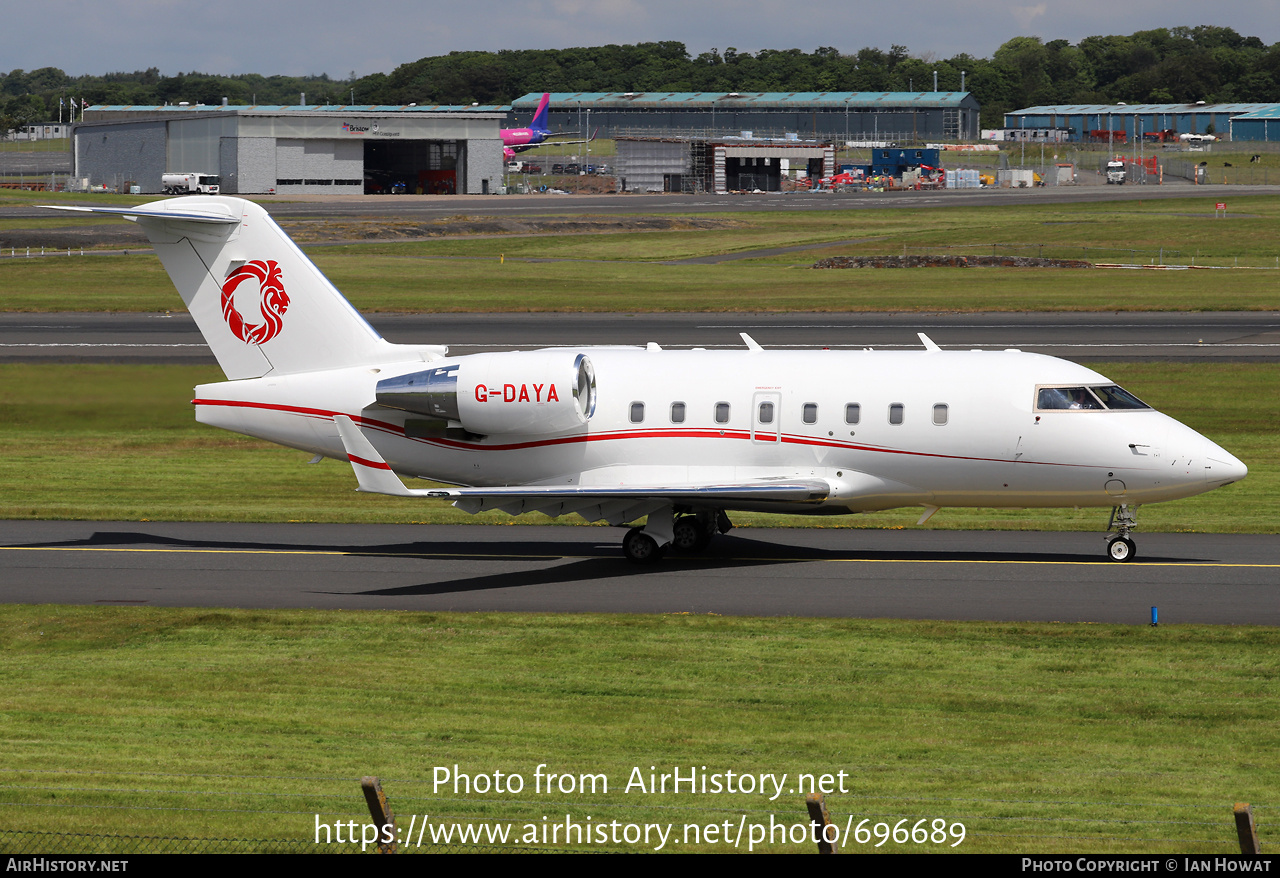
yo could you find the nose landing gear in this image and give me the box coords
[1105,504,1139,562]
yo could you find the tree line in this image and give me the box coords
[5,26,1280,135]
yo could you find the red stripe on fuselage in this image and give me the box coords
[191,398,1110,470]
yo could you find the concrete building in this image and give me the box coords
[512,92,980,143]
[2,123,71,142]
[73,104,508,194]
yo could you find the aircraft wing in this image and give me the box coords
[334,416,829,523]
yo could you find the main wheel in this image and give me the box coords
[671,517,702,552]
[1107,537,1137,563]
[623,527,664,565]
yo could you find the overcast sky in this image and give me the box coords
[9,0,1280,80]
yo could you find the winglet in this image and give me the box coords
[740,332,763,352]
[918,332,941,352]
[333,415,416,496]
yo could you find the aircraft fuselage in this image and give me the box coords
[193,347,1243,515]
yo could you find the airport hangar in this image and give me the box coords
[510,91,981,143]
[1003,102,1280,141]
[73,103,509,195]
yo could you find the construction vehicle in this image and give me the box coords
[162,173,221,195]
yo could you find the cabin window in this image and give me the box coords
[933,403,949,426]
[715,402,731,424]
[670,402,686,423]
[802,403,818,424]
[889,403,904,425]
[845,403,861,425]
[630,402,645,423]
[758,402,774,424]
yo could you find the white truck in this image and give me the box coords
[162,173,221,195]
[1105,160,1126,185]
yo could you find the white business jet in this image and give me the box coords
[47,197,1247,563]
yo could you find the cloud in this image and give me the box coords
[3,0,1279,78]
[1011,3,1048,31]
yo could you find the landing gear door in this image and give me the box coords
[752,391,782,444]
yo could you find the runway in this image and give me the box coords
[3,310,1279,364]
[2,521,1276,624]
[0,179,1263,224]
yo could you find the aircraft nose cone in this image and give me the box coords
[1165,422,1246,489]
[1205,449,1248,486]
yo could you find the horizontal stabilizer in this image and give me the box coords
[42,204,241,224]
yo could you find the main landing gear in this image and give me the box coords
[1105,504,1139,562]
[623,509,731,564]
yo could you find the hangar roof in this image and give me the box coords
[513,92,974,109]
[1233,106,1280,119]
[84,104,509,114]
[1008,103,1279,116]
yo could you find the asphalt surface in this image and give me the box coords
[1,521,1275,623]
[1,179,1270,224]
[3,310,1278,364]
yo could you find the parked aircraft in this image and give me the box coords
[500,93,595,160]
[46,197,1247,563]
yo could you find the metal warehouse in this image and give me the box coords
[614,136,835,193]
[74,104,508,194]
[1004,103,1280,141]
[1229,107,1280,142]
[512,92,980,142]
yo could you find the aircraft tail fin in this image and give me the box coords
[531,92,550,133]
[45,197,387,380]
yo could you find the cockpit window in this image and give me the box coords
[1036,385,1151,411]
[1038,387,1103,410]
[1090,385,1150,410]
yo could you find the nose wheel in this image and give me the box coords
[1105,504,1139,562]
[1107,536,1137,563]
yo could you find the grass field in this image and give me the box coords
[4,194,1280,311]
[1,606,1275,853]
[0,362,1271,532]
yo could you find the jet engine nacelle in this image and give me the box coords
[376,351,597,435]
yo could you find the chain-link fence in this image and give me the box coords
[0,829,548,854]
[0,767,1266,854]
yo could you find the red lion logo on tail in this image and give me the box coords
[221,260,289,345]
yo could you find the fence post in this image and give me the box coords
[805,793,838,854]
[361,776,398,854]
[1234,803,1261,855]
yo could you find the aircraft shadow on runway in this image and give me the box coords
[4,529,1208,597]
